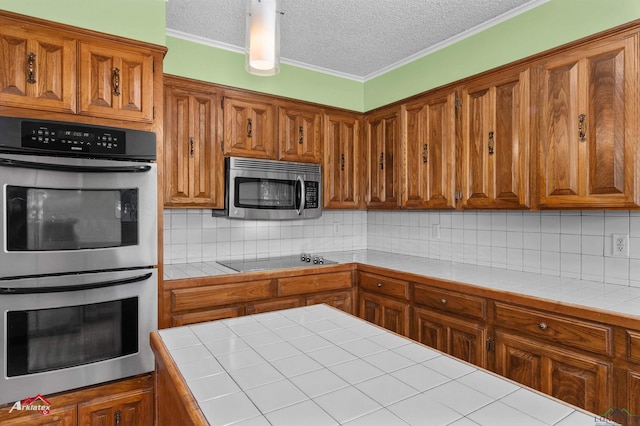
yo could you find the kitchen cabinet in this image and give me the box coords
[0,19,76,114]
[0,375,153,426]
[358,271,410,336]
[278,103,322,163]
[460,66,531,209]
[620,329,640,424]
[401,89,456,209]
[78,41,154,123]
[163,76,224,208]
[536,29,640,208]
[364,106,401,208]
[323,111,363,209]
[77,388,152,426]
[161,268,354,328]
[491,302,613,414]
[223,91,276,159]
[412,284,488,368]
[0,11,162,124]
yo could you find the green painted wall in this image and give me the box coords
[2,0,640,112]
[0,0,166,46]
[164,37,364,112]
[364,0,640,110]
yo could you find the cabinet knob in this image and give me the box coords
[27,52,36,84]
[299,126,304,144]
[189,137,194,158]
[247,118,253,138]
[441,298,447,305]
[377,283,382,288]
[538,322,548,331]
[379,152,384,170]
[115,410,121,426]
[422,144,428,163]
[340,153,345,171]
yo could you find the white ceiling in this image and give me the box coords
[166,0,548,81]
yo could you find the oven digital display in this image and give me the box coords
[21,120,126,155]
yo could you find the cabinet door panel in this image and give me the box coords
[164,79,223,207]
[359,291,409,336]
[224,96,275,159]
[324,113,361,208]
[0,27,75,113]
[403,91,455,209]
[539,60,581,199]
[78,42,153,122]
[495,331,542,390]
[279,106,321,163]
[586,47,626,196]
[465,88,491,204]
[78,389,152,426]
[365,107,399,208]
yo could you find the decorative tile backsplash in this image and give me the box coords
[164,209,640,287]
[163,209,368,264]
[367,210,640,287]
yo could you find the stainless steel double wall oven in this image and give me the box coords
[0,117,158,405]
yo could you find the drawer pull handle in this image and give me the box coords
[441,298,447,305]
[377,283,382,288]
[538,322,548,331]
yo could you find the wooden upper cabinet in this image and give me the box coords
[164,76,224,208]
[364,106,401,208]
[0,20,76,113]
[223,93,276,159]
[278,104,321,163]
[460,67,530,209]
[323,111,362,209]
[78,41,154,123]
[537,31,639,208]
[402,89,456,209]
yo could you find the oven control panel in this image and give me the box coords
[21,121,126,155]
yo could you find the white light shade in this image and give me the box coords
[246,0,280,76]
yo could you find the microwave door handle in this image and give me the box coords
[0,157,152,173]
[0,272,153,294]
[295,176,306,215]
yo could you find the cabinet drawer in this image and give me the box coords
[171,280,274,312]
[627,329,640,364]
[494,302,612,356]
[414,285,486,321]
[359,272,409,300]
[171,306,242,327]
[278,271,352,297]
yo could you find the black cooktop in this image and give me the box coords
[217,255,337,273]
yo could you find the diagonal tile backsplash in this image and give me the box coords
[163,209,640,287]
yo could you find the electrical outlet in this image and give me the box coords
[333,222,340,235]
[612,234,629,257]
[432,224,440,240]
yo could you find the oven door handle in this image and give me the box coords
[0,157,152,173]
[0,272,153,294]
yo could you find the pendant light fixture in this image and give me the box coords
[246,0,281,76]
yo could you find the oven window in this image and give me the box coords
[235,177,295,209]
[6,186,138,251]
[6,298,138,377]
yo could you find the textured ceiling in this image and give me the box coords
[166,0,547,81]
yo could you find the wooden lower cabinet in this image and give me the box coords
[78,388,152,426]
[494,330,612,414]
[359,291,410,336]
[0,405,77,426]
[413,307,487,368]
[0,375,153,426]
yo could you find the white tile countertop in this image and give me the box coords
[157,304,614,426]
[163,250,640,317]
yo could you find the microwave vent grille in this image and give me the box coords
[231,157,320,175]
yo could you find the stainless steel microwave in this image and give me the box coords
[213,157,322,220]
